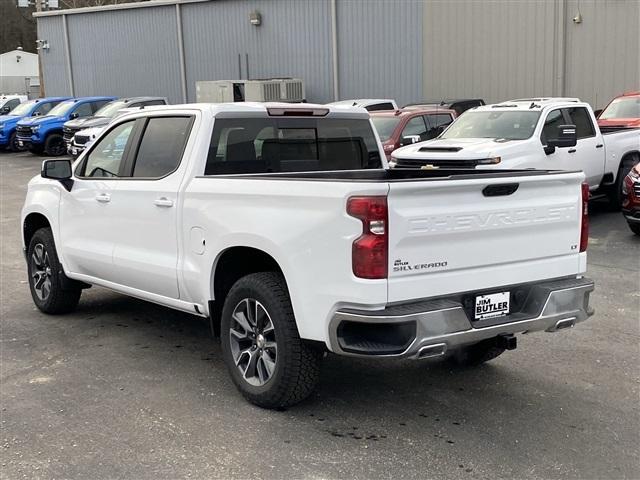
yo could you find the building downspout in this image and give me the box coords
[556,0,567,97]
[62,14,74,96]
[175,3,188,103]
[330,0,339,101]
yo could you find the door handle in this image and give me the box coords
[154,197,174,208]
[568,148,577,153]
[95,193,111,203]
[596,144,604,148]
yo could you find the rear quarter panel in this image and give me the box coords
[181,176,389,343]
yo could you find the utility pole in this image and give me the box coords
[35,0,45,97]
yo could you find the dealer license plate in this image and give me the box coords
[474,292,510,320]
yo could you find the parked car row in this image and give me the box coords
[0,95,169,156]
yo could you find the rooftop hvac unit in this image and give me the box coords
[196,78,305,103]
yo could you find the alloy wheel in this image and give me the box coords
[229,298,278,386]
[31,243,52,301]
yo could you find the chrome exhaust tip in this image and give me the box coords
[547,317,576,332]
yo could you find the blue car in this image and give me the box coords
[16,96,116,156]
[0,97,70,152]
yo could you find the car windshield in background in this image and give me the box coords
[441,111,541,140]
[205,117,382,175]
[7,101,36,116]
[600,97,640,119]
[47,101,76,117]
[94,100,128,118]
[371,117,401,142]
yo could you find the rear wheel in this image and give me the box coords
[44,133,67,156]
[220,272,321,408]
[27,228,81,314]
[449,339,505,366]
[628,222,640,236]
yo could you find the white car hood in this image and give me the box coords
[393,137,517,160]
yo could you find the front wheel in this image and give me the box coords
[44,133,67,156]
[220,272,321,408]
[27,228,81,314]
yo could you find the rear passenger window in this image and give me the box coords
[402,116,428,140]
[142,100,167,106]
[205,117,382,175]
[425,113,453,139]
[132,116,192,178]
[565,107,595,139]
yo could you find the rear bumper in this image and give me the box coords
[329,276,595,359]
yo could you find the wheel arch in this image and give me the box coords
[618,150,640,178]
[23,212,52,249]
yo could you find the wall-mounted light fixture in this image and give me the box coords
[249,11,261,26]
[36,39,50,52]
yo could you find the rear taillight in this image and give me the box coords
[580,182,589,252]
[347,196,388,279]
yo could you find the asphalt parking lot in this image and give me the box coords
[1,150,639,480]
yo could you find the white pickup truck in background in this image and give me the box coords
[391,98,640,208]
[22,103,594,408]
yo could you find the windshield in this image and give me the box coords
[600,97,640,120]
[371,117,401,142]
[94,100,127,118]
[7,100,36,116]
[48,101,76,117]
[441,111,541,140]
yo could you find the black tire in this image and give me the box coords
[8,132,20,152]
[44,133,67,156]
[628,222,640,236]
[220,272,321,408]
[608,157,637,210]
[449,339,505,366]
[27,228,81,314]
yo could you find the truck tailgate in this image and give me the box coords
[387,172,585,303]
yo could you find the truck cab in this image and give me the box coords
[16,96,116,156]
[0,97,70,152]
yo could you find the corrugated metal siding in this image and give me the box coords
[181,0,333,103]
[564,0,640,109]
[423,0,557,105]
[66,6,183,103]
[336,0,422,106]
[37,16,70,97]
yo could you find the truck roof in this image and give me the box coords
[473,97,587,112]
[116,102,372,119]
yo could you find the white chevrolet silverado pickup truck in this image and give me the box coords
[22,102,594,408]
[391,98,640,208]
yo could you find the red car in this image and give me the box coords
[622,163,640,236]
[597,91,640,129]
[370,108,456,159]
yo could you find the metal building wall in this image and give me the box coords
[564,0,640,109]
[37,15,70,97]
[336,0,423,106]
[180,0,333,103]
[423,0,640,109]
[423,0,558,105]
[67,6,183,103]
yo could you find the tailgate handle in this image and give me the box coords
[482,183,519,197]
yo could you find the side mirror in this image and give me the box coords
[0,106,10,114]
[594,109,602,118]
[545,124,577,155]
[400,134,421,146]
[41,159,73,191]
[33,111,42,116]
[69,112,79,119]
